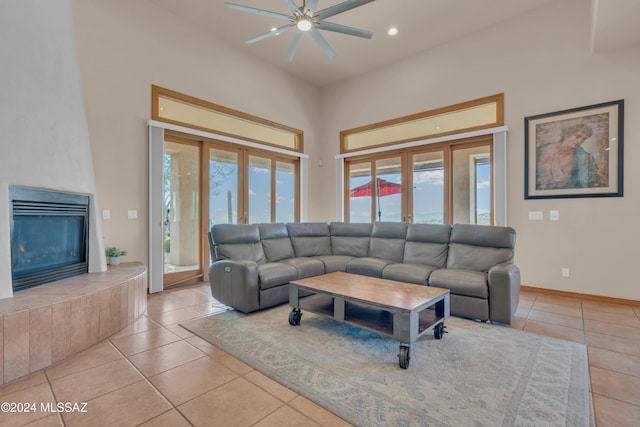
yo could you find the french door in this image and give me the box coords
[163,136,204,287]
[163,134,299,287]
[345,135,493,225]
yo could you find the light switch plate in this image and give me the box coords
[102,210,110,220]
[127,210,137,219]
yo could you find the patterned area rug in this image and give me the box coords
[181,305,590,426]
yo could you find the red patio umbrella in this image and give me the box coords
[350,178,402,221]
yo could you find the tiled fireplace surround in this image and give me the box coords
[0,263,147,385]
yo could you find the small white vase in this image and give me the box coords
[109,257,121,265]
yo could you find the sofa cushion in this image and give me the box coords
[368,222,407,262]
[258,223,295,262]
[382,263,436,286]
[330,222,372,256]
[281,257,326,279]
[447,224,515,271]
[286,222,332,257]
[429,268,488,299]
[346,257,395,277]
[257,262,298,290]
[403,224,451,267]
[211,224,266,263]
[315,255,353,273]
[447,244,513,272]
[450,223,516,249]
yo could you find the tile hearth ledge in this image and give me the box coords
[0,263,147,385]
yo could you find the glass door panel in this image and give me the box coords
[412,151,445,224]
[163,140,202,281]
[209,148,239,226]
[474,157,491,225]
[248,155,272,223]
[276,161,295,223]
[452,145,492,225]
[348,162,373,223]
[375,157,402,222]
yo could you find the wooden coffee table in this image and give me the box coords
[288,271,450,369]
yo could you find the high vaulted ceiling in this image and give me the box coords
[149,0,640,88]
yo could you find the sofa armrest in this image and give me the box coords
[209,259,260,313]
[488,263,521,324]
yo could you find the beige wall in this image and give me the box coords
[318,0,640,300]
[71,0,322,284]
[0,0,107,299]
[69,0,639,301]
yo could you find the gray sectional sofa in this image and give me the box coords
[208,222,520,324]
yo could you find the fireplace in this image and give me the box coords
[9,187,90,292]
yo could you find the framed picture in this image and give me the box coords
[524,99,624,199]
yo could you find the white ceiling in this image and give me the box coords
[149,0,640,88]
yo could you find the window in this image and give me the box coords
[151,87,304,289]
[153,85,303,152]
[341,94,502,225]
[341,94,503,153]
[344,137,493,224]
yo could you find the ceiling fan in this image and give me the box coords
[224,0,376,61]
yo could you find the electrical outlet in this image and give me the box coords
[127,210,137,219]
[102,210,110,220]
[550,210,559,221]
[562,268,570,277]
[528,211,543,220]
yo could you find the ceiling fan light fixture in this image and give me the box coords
[297,17,313,32]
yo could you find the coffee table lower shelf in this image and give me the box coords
[288,290,449,369]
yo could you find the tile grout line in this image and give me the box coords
[111,321,197,426]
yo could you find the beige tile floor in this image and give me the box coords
[0,283,638,426]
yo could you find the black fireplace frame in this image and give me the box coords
[9,186,90,292]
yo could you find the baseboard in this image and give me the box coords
[521,285,640,307]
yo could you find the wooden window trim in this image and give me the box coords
[340,93,503,154]
[152,85,304,153]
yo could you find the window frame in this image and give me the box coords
[340,94,503,154]
[152,85,304,153]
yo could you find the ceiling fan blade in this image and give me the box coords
[282,0,301,16]
[315,21,373,39]
[316,0,376,20]
[225,2,292,21]
[245,23,296,44]
[286,32,303,62]
[309,28,336,59]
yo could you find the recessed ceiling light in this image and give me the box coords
[387,27,398,36]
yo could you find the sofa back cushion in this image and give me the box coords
[210,224,266,263]
[330,222,372,257]
[286,222,332,257]
[447,224,516,271]
[403,224,451,268]
[258,223,295,262]
[368,222,407,262]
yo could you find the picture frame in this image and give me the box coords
[524,99,624,199]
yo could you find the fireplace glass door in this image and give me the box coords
[10,187,89,291]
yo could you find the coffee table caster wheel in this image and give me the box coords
[398,345,410,369]
[434,323,445,339]
[289,308,302,326]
